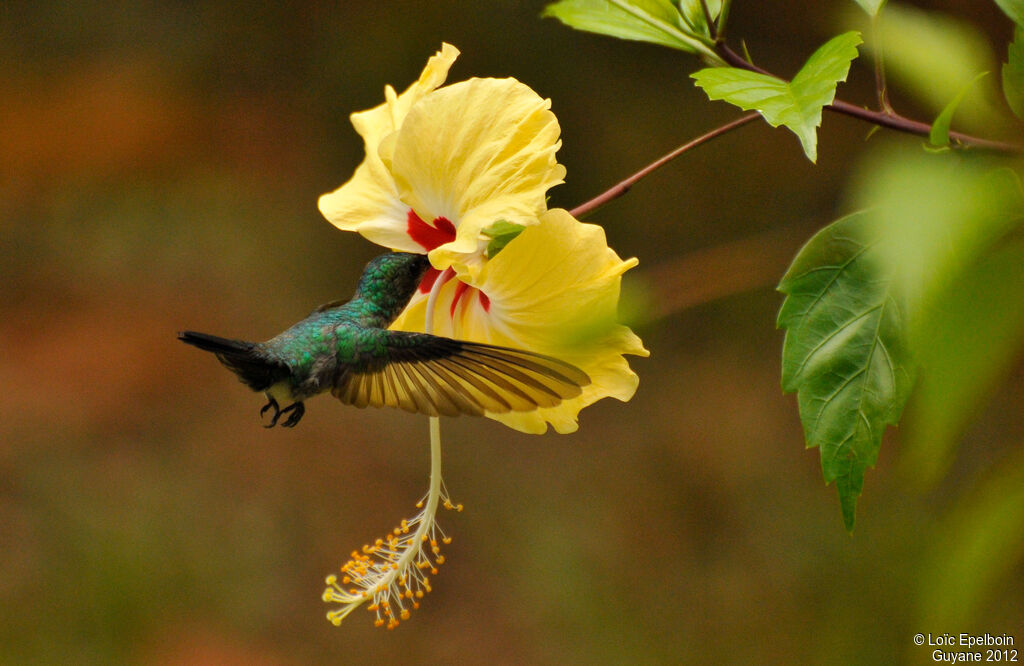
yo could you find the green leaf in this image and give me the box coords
[692,31,862,162]
[902,239,1024,487]
[1003,27,1024,120]
[777,211,913,531]
[542,0,721,61]
[482,220,526,258]
[994,0,1024,27]
[781,148,1024,530]
[929,72,989,147]
[852,0,887,17]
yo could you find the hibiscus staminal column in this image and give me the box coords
[322,267,463,629]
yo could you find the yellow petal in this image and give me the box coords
[392,208,648,434]
[388,78,566,277]
[351,43,460,156]
[318,44,460,246]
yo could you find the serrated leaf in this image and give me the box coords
[782,148,1024,531]
[1003,27,1024,120]
[692,31,862,162]
[542,0,719,60]
[994,0,1024,27]
[929,72,989,147]
[777,211,914,531]
[852,0,887,17]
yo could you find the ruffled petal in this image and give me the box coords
[391,208,648,434]
[388,78,566,277]
[318,44,460,247]
[350,43,460,156]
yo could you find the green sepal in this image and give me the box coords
[482,220,526,258]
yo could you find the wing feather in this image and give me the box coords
[330,332,591,417]
[394,361,435,415]
[433,357,514,412]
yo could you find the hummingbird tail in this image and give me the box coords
[178,330,287,391]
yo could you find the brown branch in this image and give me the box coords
[717,45,1023,154]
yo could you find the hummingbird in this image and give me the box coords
[179,252,590,428]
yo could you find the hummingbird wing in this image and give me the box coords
[330,331,591,417]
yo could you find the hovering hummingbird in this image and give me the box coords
[179,252,590,428]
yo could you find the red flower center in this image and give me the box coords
[406,209,490,314]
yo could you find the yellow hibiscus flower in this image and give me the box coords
[318,42,565,279]
[318,44,647,433]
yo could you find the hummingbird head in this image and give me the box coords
[355,252,432,302]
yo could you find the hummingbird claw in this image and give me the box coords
[279,402,305,428]
[259,397,304,428]
[261,396,282,428]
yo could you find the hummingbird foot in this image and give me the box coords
[261,396,282,428]
[260,397,305,428]
[279,402,305,428]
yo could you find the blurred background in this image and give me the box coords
[2,0,1022,663]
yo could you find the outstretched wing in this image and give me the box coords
[330,331,590,417]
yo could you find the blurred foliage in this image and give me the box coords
[868,3,1006,132]
[2,1,1023,664]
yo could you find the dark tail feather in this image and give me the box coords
[178,330,288,391]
